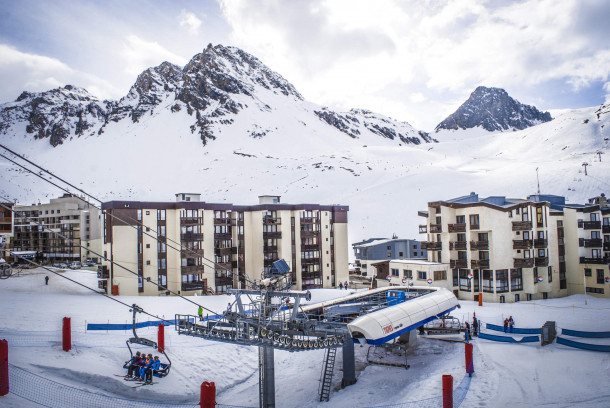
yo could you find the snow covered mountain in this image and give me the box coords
[0,45,608,246]
[435,86,553,132]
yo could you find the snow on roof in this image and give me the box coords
[390,259,445,266]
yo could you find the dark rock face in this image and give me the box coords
[435,86,552,132]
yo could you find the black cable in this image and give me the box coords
[0,148,246,282]
[0,200,219,315]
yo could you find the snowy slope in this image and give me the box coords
[1,268,609,407]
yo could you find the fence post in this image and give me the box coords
[442,374,453,408]
[0,339,8,396]
[465,342,474,376]
[63,317,71,352]
[158,324,165,352]
[200,381,216,408]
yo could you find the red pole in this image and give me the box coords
[478,292,483,306]
[158,324,165,353]
[62,317,71,352]
[0,339,8,396]
[200,381,216,408]
[465,342,474,376]
[442,374,453,408]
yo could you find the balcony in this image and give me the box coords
[98,280,107,290]
[301,258,321,265]
[513,239,533,250]
[604,243,610,252]
[302,271,322,280]
[514,258,534,268]
[603,225,610,234]
[301,244,319,252]
[181,281,206,291]
[300,217,319,224]
[512,221,532,231]
[422,241,442,250]
[263,231,282,239]
[534,239,547,248]
[471,259,489,269]
[263,216,282,225]
[430,224,442,233]
[582,221,601,230]
[97,265,108,279]
[180,217,203,226]
[214,232,232,240]
[215,262,233,272]
[535,257,549,267]
[450,259,467,268]
[419,225,428,234]
[214,218,231,225]
[181,248,204,257]
[584,239,603,248]
[580,257,609,265]
[470,223,480,230]
[264,245,278,252]
[470,240,489,250]
[449,241,467,251]
[181,265,204,273]
[448,223,466,233]
[299,230,318,238]
[215,247,234,256]
[418,211,429,218]
[181,233,203,241]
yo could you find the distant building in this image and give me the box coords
[12,194,102,263]
[373,259,451,289]
[352,238,427,277]
[418,192,609,301]
[100,194,349,296]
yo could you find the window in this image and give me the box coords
[456,215,465,224]
[158,242,166,253]
[590,213,600,221]
[403,270,412,279]
[496,270,509,293]
[510,268,523,292]
[146,210,150,215]
[522,210,529,222]
[146,260,150,265]
[417,271,427,280]
[592,249,602,258]
[482,270,493,293]
[537,231,545,239]
[452,269,458,286]
[146,244,150,249]
[434,270,447,280]
[457,233,466,242]
[387,245,391,250]
[459,269,470,291]
[548,266,553,283]
[584,268,592,277]
[473,270,480,292]
[586,287,604,294]
[137,210,142,221]
[399,252,403,257]
[387,252,391,258]
[524,250,531,259]
[597,269,605,284]
[536,207,543,227]
[158,210,166,221]
[458,251,467,260]
[592,231,601,239]
[158,225,166,236]
[391,268,400,277]
[469,214,479,229]
[158,274,167,286]
[538,249,546,258]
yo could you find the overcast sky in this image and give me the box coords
[0,0,608,130]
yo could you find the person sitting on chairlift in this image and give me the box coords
[126,351,142,378]
[138,354,153,381]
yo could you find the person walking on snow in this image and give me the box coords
[508,316,514,333]
[503,318,509,333]
[198,306,203,321]
[344,281,349,290]
[339,282,343,290]
[44,275,49,285]
[473,314,479,337]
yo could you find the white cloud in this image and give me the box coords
[120,35,189,77]
[0,44,120,102]
[179,10,203,35]
[220,0,610,129]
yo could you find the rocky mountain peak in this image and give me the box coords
[435,86,552,132]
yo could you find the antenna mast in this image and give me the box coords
[536,167,540,194]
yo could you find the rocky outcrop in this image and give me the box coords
[435,86,552,132]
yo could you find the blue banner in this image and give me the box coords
[486,323,540,335]
[479,332,539,343]
[557,336,610,352]
[561,329,610,338]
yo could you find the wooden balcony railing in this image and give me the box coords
[471,259,490,269]
[582,221,601,230]
[513,258,534,268]
[422,241,442,250]
[300,217,319,224]
[584,239,603,248]
[470,240,489,250]
[449,241,467,251]
[579,256,608,264]
[181,233,203,241]
[215,247,234,256]
[180,217,203,225]
[534,239,547,248]
[263,231,282,239]
[450,259,468,268]
[430,224,442,233]
[448,223,466,233]
[181,281,206,291]
[512,221,532,231]
[299,230,318,238]
[181,265,204,273]
[535,257,549,267]
[513,239,532,249]
[419,225,428,234]
[602,225,610,234]
[263,216,282,225]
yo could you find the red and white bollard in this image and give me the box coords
[442,374,453,408]
[0,339,8,396]
[62,317,71,352]
[200,381,216,408]
[158,324,165,353]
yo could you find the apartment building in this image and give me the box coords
[373,259,451,289]
[352,238,427,276]
[0,202,13,253]
[418,192,568,303]
[100,194,349,296]
[563,194,610,298]
[12,194,102,262]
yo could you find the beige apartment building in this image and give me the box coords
[99,194,349,296]
[563,194,610,297]
[13,194,102,263]
[418,193,569,303]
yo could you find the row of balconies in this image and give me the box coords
[578,220,601,230]
[580,256,610,264]
[181,217,203,226]
[579,238,603,248]
[182,281,206,291]
[421,220,539,234]
[512,239,548,249]
[450,257,548,269]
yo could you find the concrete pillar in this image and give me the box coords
[259,344,275,408]
[342,334,357,387]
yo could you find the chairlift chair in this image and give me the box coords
[123,304,172,378]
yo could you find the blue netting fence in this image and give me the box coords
[5,363,471,408]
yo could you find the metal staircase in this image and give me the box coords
[319,346,337,402]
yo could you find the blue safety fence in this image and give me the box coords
[485,323,540,335]
[87,318,194,331]
[479,332,539,343]
[561,329,610,338]
[556,337,610,352]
